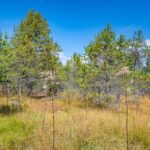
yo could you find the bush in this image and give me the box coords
[10,100,23,112]
[0,105,11,114]
[0,100,23,115]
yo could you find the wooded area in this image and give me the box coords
[0,10,150,150]
[0,10,150,105]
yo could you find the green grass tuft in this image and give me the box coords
[0,115,35,149]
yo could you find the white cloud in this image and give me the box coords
[146,39,150,46]
[59,52,70,65]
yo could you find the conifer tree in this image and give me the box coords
[11,10,60,96]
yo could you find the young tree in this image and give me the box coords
[0,33,12,96]
[11,10,61,96]
[126,30,148,104]
[85,24,128,105]
[127,30,146,70]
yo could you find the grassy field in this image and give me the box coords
[0,96,150,150]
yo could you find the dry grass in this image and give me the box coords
[0,96,150,150]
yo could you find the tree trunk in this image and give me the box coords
[17,79,22,104]
[2,82,10,104]
[51,96,55,150]
[125,92,129,150]
[136,83,140,113]
[28,81,33,96]
[117,90,121,129]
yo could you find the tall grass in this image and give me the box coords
[0,115,35,149]
[0,96,149,150]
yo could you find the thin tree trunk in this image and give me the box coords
[117,90,121,129]
[17,79,22,104]
[105,73,109,105]
[51,96,55,150]
[28,81,33,96]
[125,92,129,150]
[42,100,47,129]
[3,82,9,107]
[136,83,140,113]
[6,83,9,105]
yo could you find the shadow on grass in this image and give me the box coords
[0,104,23,115]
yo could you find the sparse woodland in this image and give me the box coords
[0,10,150,150]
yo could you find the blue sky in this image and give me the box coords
[0,0,150,63]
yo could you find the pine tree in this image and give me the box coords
[11,10,61,96]
[0,33,12,95]
[85,24,128,105]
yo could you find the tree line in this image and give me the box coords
[0,10,150,106]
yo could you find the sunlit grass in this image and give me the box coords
[0,96,149,149]
[0,115,35,149]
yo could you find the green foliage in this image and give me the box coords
[82,24,128,105]
[0,10,62,97]
[11,10,60,79]
[0,33,11,84]
[0,11,149,105]
[126,30,147,71]
[62,24,150,106]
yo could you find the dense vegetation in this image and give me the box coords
[0,10,150,105]
[0,10,150,150]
